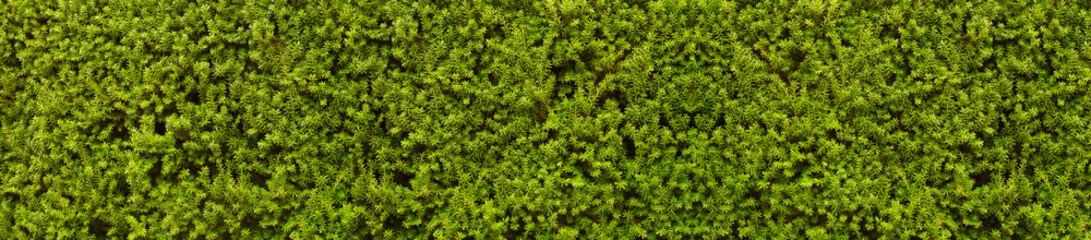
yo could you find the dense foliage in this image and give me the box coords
[2,0,1090,239]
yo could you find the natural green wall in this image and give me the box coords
[1,0,1090,239]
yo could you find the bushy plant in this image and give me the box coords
[1,0,1089,239]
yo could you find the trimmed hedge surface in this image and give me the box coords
[2,0,1090,239]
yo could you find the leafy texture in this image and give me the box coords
[2,0,1090,239]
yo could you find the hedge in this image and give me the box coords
[2,0,1090,239]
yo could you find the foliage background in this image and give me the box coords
[1,0,1090,239]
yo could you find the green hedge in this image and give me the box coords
[2,0,1090,239]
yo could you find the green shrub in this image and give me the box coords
[1,0,1090,239]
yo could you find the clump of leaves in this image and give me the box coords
[1,0,1089,239]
